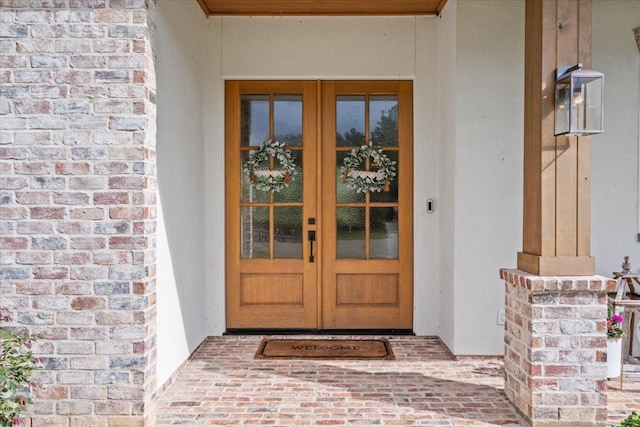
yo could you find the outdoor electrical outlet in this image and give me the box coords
[497,309,505,325]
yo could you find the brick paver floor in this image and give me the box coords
[156,335,640,426]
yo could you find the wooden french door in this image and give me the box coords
[225,80,413,330]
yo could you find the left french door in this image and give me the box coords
[225,81,319,329]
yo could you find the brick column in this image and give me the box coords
[0,2,157,426]
[500,269,616,427]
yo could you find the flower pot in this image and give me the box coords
[607,338,623,378]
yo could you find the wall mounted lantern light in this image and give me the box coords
[554,63,604,136]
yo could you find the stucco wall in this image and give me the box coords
[450,0,525,354]
[156,1,212,387]
[436,0,458,352]
[414,16,441,340]
[592,0,640,277]
[154,0,640,365]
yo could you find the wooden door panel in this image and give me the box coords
[335,274,399,305]
[240,274,304,305]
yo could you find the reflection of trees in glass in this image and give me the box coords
[336,128,366,146]
[336,104,397,147]
[337,207,365,234]
[371,105,397,146]
[274,207,302,242]
[274,166,301,228]
[275,132,302,147]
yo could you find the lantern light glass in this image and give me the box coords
[554,64,604,136]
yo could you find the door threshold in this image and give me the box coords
[224,329,415,336]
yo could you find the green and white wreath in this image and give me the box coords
[244,139,296,193]
[340,141,397,193]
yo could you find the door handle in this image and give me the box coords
[308,230,316,263]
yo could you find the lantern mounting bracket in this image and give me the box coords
[556,63,582,80]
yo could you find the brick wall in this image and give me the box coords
[500,269,616,427]
[0,1,157,426]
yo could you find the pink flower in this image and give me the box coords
[18,396,27,406]
[12,418,22,426]
[612,314,624,324]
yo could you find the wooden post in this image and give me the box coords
[517,0,595,276]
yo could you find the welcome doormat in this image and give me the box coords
[254,338,395,359]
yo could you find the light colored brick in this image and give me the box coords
[31,55,68,68]
[70,207,105,220]
[55,70,92,85]
[15,100,52,114]
[54,252,91,265]
[56,40,93,53]
[56,311,94,325]
[57,342,93,356]
[69,385,107,399]
[2,4,157,426]
[69,23,107,38]
[14,70,52,83]
[70,416,107,427]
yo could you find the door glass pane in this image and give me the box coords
[370,95,398,147]
[274,150,302,203]
[336,95,365,147]
[274,95,303,147]
[241,95,269,147]
[370,207,398,259]
[274,207,302,259]
[241,150,270,203]
[241,207,270,259]
[370,153,398,203]
[336,207,365,259]
[336,151,365,203]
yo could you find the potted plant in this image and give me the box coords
[606,308,625,378]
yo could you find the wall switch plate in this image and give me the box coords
[497,309,505,325]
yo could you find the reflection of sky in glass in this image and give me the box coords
[248,97,397,144]
[337,96,365,136]
[249,99,303,145]
[275,97,302,145]
[248,101,269,145]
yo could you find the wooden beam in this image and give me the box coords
[518,0,594,276]
[196,0,448,16]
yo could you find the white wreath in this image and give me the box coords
[244,140,296,192]
[339,141,396,193]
